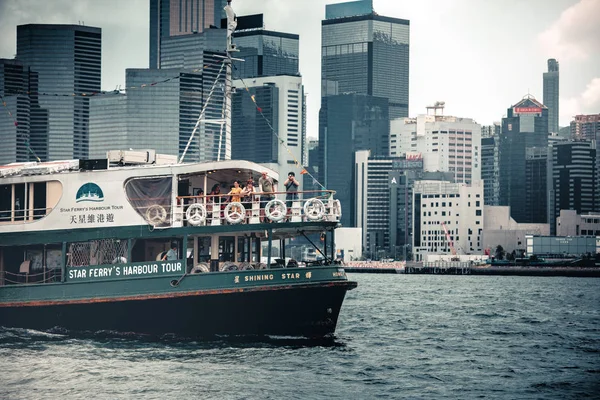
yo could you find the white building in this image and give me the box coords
[556,210,600,236]
[390,105,481,184]
[482,205,550,255]
[412,180,484,260]
[232,75,306,182]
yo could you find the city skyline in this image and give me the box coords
[0,0,599,140]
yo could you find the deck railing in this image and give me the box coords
[173,190,341,227]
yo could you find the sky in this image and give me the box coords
[1,0,599,139]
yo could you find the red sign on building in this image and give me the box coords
[514,107,542,114]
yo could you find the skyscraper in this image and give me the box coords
[149,0,227,69]
[499,95,549,223]
[543,58,559,134]
[227,14,299,79]
[549,141,597,234]
[16,24,101,161]
[322,0,409,118]
[319,93,389,227]
[570,114,600,141]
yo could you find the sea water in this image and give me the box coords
[1,274,599,399]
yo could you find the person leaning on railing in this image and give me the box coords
[258,171,275,223]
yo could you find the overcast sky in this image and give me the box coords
[1,0,599,139]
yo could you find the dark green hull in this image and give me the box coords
[0,266,356,338]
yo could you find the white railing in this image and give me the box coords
[173,191,341,227]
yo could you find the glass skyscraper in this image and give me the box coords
[499,96,549,223]
[16,24,101,161]
[543,59,559,134]
[90,52,227,162]
[232,25,299,79]
[321,0,409,118]
[150,0,227,69]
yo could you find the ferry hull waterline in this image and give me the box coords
[0,275,355,337]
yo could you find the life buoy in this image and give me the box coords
[145,204,167,225]
[265,199,287,222]
[186,203,207,226]
[304,198,325,221]
[221,262,238,271]
[191,263,210,273]
[224,202,246,224]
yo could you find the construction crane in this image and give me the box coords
[441,222,460,260]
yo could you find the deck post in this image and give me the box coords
[267,228,273,268]
[323,232,328,262]
[281,238,285,264]
[61,241,66,282]
[182,234,188,272]
[127,239,132,264]
[330,228,335,261]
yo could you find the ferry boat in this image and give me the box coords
[0,154,356,337]
[0,0,355,338]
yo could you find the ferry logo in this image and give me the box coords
[76,182,104,203]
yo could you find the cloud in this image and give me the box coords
[561,77,600,121]
[538,0,600,60]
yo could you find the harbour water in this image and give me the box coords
[1,274,599,399]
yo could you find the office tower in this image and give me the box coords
[322,0,409,119]
[525,147,549,224]
[231,75,305,179]
[226,14,299,79]
[319,93,389,227]
[571,114,600,141]
[16,24,101,161]
[355,150,435,259]
[412,180,484,260]
[390,104,482,184]
[499,95,549,223]
[549,141,597,234]
[150,0,227,69]
[543,59,559,134]
[159,28,226,69]
[481,135,500,206]
[90,53,227,162]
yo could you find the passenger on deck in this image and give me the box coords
[259,171,275,222]
[242,179,258,221]
[194,188,204,203]
[162,242,178,261]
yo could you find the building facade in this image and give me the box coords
[481,135,499,206]
[499,95,549,223]
[231,75,305,179]
[149,0,226,69]
[390,108,482,184]
[319,93,389,227]
[15,24,101,161]
[321,0,409,119]
[90,53,228,162]
[543,58,559,134]
[412,180,484,260]
[549,141,597,235]
[571,114,600,141]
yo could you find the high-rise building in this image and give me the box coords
[549,141,597,235]
[16,24,101,161]
[525,147,549,224]
[390,105,482,184]
[319,93,389,227]
[571,114,600,141]
[90,53,227,162]
[231,75,305,179]
[149,0,227,69]
[481,135,499,206]
[227,14,299,79]
[321,0,409,119]
[543,58,559,134]
[355,150,436,259]
[499,95,549,223]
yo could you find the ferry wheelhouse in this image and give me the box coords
[0,153,356,338]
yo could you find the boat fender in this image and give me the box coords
[145,204,167,225]
[221,262,238,271]
[224,202,246,224]
[333,199,342,218]
[186,203,207,226]
[304,198,325,221]
[191,263,210,273]
[265,199,287,222]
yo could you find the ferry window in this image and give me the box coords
[219,236,235,262]
[125,177,172,227]
[0,184,10,222]
[14,183,25,221]
[33,182,47,219]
